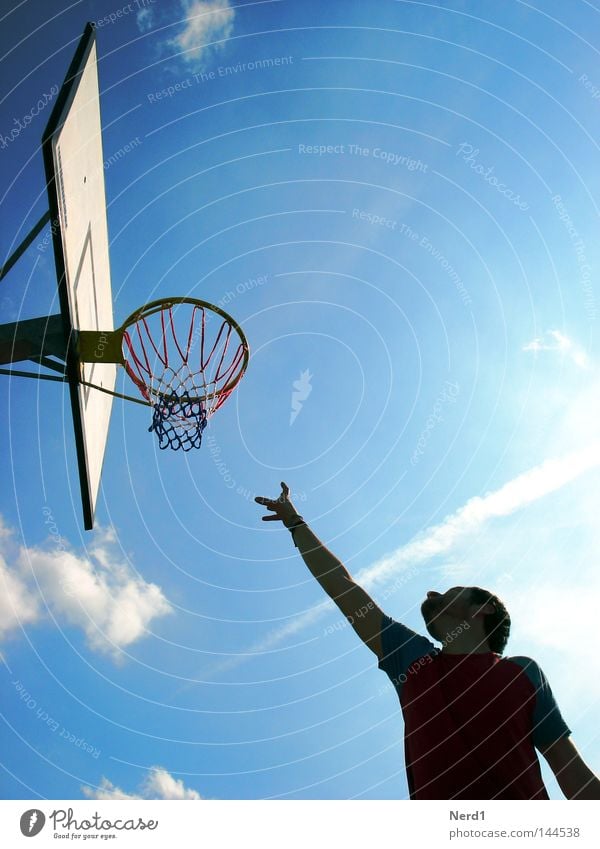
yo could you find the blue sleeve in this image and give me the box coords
[511,657,571,748]
[378,613,437,691]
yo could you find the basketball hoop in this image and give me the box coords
[77,297,249,451]
[0,21,250,527]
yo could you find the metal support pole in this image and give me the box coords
[0,211,52,281]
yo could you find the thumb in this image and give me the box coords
[281,481,290,497]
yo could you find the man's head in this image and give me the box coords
[420,586,511,654]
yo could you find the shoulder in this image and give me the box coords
[380,613,436,648]
[504,654,538,668]
[377,613,438,690]
[502,655,548,687]
[503,658,571,747]
[379,614,437,663]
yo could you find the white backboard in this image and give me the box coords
[42,23,115,529]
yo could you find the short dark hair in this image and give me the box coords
[470,587,511,654]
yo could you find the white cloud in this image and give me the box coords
[555,379,600,450]
[0,560,40,636]
[213,442,600,672]
[137,8,155,32]
[172,0,235,68]
[82,767,202,800]
[0,518,172,660]
[143,767,202,799]
[82,777,140,801]
[523,329,589,369]
[511,579,599,657]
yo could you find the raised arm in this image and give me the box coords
[255,482,384,659]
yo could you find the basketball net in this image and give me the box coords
[121,301,247,450]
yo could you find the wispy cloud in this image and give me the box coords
[290,368,313,425]
[82,767,202,800]
[171,0,235,68]
[523,330,589,369]
[360,441,600,587]
[137,7,156,33]
[441,477,600,710]
[0,518,172,661]
[210,442,600,672]
[205,599,331,677]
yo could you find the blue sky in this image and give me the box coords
[1,0,600,800]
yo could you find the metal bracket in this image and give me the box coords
[0,313,67,366]
[28,355,68,375]
[77,330,125,365]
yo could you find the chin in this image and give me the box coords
[421,602,439,631]
[420,599,435,618]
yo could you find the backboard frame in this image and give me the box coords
[41,22,115,530]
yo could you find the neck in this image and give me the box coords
[439,626,492,655]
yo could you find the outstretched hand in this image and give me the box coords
[255,482,301,527]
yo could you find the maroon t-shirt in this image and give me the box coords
[378,615,570,799]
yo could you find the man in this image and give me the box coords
[255,482,600,800]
